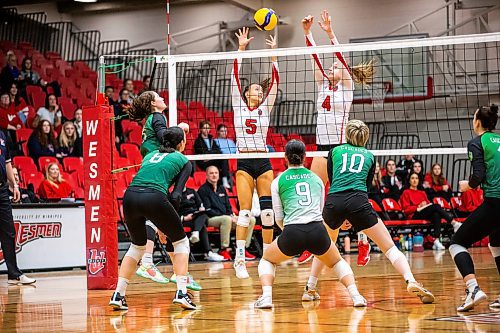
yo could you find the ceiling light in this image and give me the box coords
[74,0,98,3]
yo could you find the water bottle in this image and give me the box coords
[399,234,405,251]
[408,234,413,251]
[413,232,424,252]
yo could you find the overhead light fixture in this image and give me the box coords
[74,0,98,3]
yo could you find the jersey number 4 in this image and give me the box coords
[245,119,257,134]
[322,96,331,111]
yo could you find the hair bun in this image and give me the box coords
[490,104,498,114]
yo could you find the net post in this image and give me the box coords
[167,57,178,126]
[97,56,107,105]
[83,103,118,290]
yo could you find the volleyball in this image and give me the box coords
[254,8,278,31]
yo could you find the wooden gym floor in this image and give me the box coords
[0,247,498,332]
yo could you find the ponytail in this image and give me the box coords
[475,104,498,131]
[126,91,156,121]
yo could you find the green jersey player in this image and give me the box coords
[254,139,366,309]
[322,119,435,305]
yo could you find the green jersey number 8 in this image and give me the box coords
[295,182,312,206]
[340,153,365,174]
[149,152,168,163]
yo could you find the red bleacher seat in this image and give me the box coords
[433,197,451,210]
[228,159,237,173]
[63,157,83,173]
[58,97,76,119]
[382,198,403,213]
[21,171,44,192]
[450,197,462,210]
[115,175,128,198]
[61,172,77,189]
[128,128,143,146]
[270,158,286,173]
[31,91,46,109]
[368,199,383,213]
[193,171,206,186]
[74,187,85,199]
[185,177,197,189]
[229,197,239,214]
[38,156,60,172]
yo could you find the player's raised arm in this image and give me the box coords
[302,15,326,85]
[231,28,253,106]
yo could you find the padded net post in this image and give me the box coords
[83,104,118,290]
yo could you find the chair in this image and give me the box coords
[13,156,37,173]
[193,171,206,186]
[433,197,451,210]
[63,157,83,173]
[368,199,383,213]
[21,171,45,192]
[58,97,76,120]
[128,128,143,146]
[61,172,77,189]
[38,156,60,173]
[450,197,462,210]
[382,198,403,212]
[74,187,85,199]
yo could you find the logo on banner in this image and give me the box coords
[87,249,107,275]
[0,221,62,264]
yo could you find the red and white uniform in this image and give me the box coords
[305,33,354,146]
[231,58,279,152]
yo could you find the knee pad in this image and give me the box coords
[172,237,190,254]
[258,258,276,277]
[449,244,468,259]
[489,244,500,258]
[145,220,158,232]
[332,259,354,281]
[237,210,252,228]
[261,210,274,229]
[125,244,146,262]
[385,246,405,265]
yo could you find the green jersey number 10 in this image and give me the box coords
[340,153,365,174]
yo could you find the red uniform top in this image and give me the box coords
[0,104,23,130]
[459,188,483,213]
[37,179,73,199]
[424,173,451,192]
[399,188,430,219]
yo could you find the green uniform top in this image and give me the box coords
[328,144,375,194]
[467,132,500,198]
[140,113,168,157]
[130,150,189,195]
[271,166,325,227]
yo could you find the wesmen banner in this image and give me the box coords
[83,105,118,290]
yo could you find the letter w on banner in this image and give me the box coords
[83,105,118,290]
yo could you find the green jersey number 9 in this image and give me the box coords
[295,182,312,206]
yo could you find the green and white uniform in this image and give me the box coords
[140,112,168,157]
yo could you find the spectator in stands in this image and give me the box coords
[399,172,460,250]
[194,120,230,188]
[28,119,58,163]
[72,108,83,138]
[424,163,452,201]
[0,91,23,132]
[214,124,237,154]
[8,167,39,203]
[178,185,225,262]
[8,82,31,125]
[410,160,425,188]
[114,89,130,143]
[105,86,116,105]
[33,94,62,129]
[368,161,389,220]
[123,79,136,102]
[457,185,483,218]
[57,121,82,158]
[198,166,256,261]
[37,163,73,200]
[396,150,422,184]
[140,75,151,94]
[19,57,61,97]
[381,159,403,201]
[0,51,20,91]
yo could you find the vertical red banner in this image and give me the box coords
[83,105,118,290]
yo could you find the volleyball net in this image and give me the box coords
[99,32,500,184]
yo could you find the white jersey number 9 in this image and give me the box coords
[295,182,312,206]
[340,153,365,174]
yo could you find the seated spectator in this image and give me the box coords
[194,120,230,188]
[105,86,117,105]
[139,75,151,94]
[57,121,82,158]
[33,94,62,129]
[409,160,425,189]
[457,186,483,218]
[0,51,20,91]
[8,167,39,203]
[18,57,61,97]
[381,159,403,201]
[214,124,237,154]
[8,82,32,125]
[178,186,225,262]
[114,89,130,143]
[197,166,256,261]
[123,78,136,102]
[0,91,23,132]
[399,172,459,250]
[424,163,452,201]
[72,108,83,138]
[368,161,390,220]
[396,151,422,185]
[38,163,73,200]
[28,119,58,163]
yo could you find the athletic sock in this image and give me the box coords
[262,285,272,299]
[347,284,361,297]
[116,277,129,296]
[307,276,318,290]
[236,240,246,260]
[466,278,478,293]
[141,253,153,267]
[358,232,367,243]
[176,275,188,294]
[404,272,416,283]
